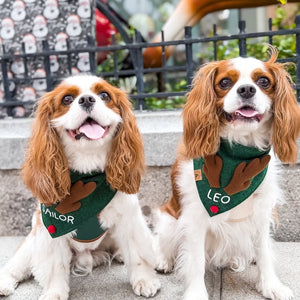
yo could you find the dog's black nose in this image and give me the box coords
[237,84,256,99]
[78,95,96,110]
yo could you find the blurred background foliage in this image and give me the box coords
[98,5,299,110]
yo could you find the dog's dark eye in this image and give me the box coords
[218,78,233,90]
[62,95,74,106]
[99,91,110,102]
[256,77,270,89]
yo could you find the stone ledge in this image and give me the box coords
[0,111,183,169]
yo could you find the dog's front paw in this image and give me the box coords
[112,249,124,264]
[132,275,161,298]
[39,290,69,300]
[130,265,161,298]
[0,273,17,296]
[257,278,294,300]
[156,255,174,273]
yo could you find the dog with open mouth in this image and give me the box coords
[154,49,300,300]
[0,75,160,299]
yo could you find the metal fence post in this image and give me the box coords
[67,39,72,75]
[42,40,53,92]
[1,48,12,103]
[185,26,194,90]
[88,35,96,74]
[213,24,218,61]
[134,30,145,110]
[111,34,119,80]
[268,18,273,46]
[158,30,167,92]
[238,20,247,57]
[21,43,29,82]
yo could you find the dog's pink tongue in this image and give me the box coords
[236,107,258,117]
[79,120,105,140]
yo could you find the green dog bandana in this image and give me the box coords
[41,170,117,242]
[194,140,270,217]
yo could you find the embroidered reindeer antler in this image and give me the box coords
[55,181,97,214]
[224,155,270,196]
[203,154,223,188]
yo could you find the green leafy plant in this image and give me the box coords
[145,79,187,110]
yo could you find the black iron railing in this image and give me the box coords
[0,14,300,117]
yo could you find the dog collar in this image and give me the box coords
[41,170,117,242]
[193,140,270,217]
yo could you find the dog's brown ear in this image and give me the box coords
[22,91,70,205]
[183,62,220,159]
[106,89,145,194]
[266,55,300,164]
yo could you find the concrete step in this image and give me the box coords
[0,237,299,300]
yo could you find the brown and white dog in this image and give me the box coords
[0,76,160,299]
[155,51,300,300]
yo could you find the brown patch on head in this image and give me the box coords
[51,84,81,119]
[213,61,241,125]
[214,61,239,98]
[91,81,122,115]
[91,81,106,95]
[251,68,275,97]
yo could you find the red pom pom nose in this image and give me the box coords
[210,205,219,214]
[47,225,56,234]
